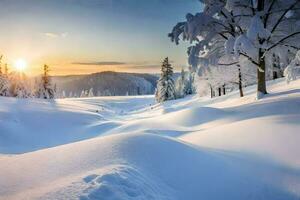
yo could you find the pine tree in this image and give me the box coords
[155,57,176,102]
[0,55,10,97]
[0,75,10,97]
[36,65,55,99]
[10,72,32,98]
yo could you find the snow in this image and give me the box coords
[247,15,271,43]
[1,78,300,199]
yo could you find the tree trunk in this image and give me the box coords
[222,84,226,95]
[273,71,278,80]
[257,49,267,95]
[238,65,244,97]
[256,0,267,97]
[218,87,221,96]
[210,85,213,98]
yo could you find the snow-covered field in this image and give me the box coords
[0,78,300,200]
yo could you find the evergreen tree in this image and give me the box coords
[155,57,176,102]
[0,55,10,96]
[36,65,55,99]
[0,75,10,97]
[10,72,32,98]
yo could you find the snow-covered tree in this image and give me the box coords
[88,88,94,97]
[284,50,300,83]
[169,0,300,98]
[0,75,10,97]
[176,68,196,98]
[0,55,10,97]
[232,0,300,97]
[271,53,283,79]
[80,90,87,98]
[176,69,187,98]
[155,57,176,102]
[35,65,55,99]
[10,72,33,98]
[62,91,66,98]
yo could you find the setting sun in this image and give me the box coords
[14,59,27,72]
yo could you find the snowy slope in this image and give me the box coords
[0,78,300,199]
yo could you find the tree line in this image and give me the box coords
[0,56,55,99]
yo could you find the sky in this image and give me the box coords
[0,0,200,76]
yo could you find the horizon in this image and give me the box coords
[0,0,200,76]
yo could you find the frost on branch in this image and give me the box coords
[234,35,257,61]
[233,15,271,62]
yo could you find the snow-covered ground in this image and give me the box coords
[0,78,300,200]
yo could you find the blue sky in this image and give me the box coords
[0,0,200,75]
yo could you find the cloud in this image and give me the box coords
[127,64,160,69]
[45,32,68,38]
[72,61,127,66]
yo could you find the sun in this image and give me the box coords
[14,59,27,72]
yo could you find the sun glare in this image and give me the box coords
[14,59,27,72]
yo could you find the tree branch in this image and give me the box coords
[218,62,239,66]
[269,1,299,35]
[239,53,259,66]
[266,31,300,52]
[264,0,277,27]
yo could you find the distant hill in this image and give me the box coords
[52,71,159,97]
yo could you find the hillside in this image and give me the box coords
[52,71,159,97]
[0,78,300,200]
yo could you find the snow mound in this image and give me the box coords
[80,165,172,200]
[161,106,228,126]
[1,133,298,199]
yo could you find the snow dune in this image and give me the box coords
[0,78,300,199]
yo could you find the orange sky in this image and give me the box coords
[0,0,198,76]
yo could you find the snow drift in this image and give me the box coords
[0,78,300,199]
